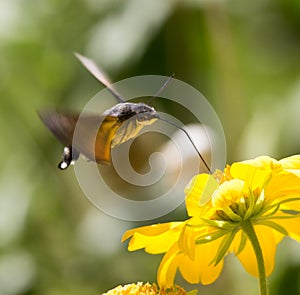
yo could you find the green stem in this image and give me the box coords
[241,220,269,295]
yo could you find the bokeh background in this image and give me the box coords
[1,0,300,294]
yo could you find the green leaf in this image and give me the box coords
[213,228,238,265]
[281,209,300,215]
[260,203,280,217]
[235,231,247,255]
[195,230,229,245]
[257,220,289,236]
[187,289,198,295]
[199,218,234,230]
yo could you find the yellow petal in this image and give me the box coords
[230,162,272,191]
[288,170,300,177]
[158,235,224,287]
[266,171,300,208]
[238,156,281,170]
[275,215,300,241]
[177,239,224,285]
[233,225,277,277]
[178,223,197,260]
[157,243,180,288]
[122,222,183,254]
[279,155,300,170]
[184,174,219,216]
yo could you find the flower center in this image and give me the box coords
[101,282,188,295]
[211,179,263,222]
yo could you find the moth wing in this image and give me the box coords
[38,110,78,146]
[75,53,124,103]
[39,110,123,165]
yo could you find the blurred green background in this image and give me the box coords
[1,0,300,294]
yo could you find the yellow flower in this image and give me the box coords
[102,282,188,295]
[122,155,300,288]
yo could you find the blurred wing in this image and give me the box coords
[38,110,78,146]
[39,110,123,165]
[75,53,125,103]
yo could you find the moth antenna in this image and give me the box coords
[147,74,175,106]
[75,52,125,103]
[159,118,212,174]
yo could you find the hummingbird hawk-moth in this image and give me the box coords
[39,54,211,173]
